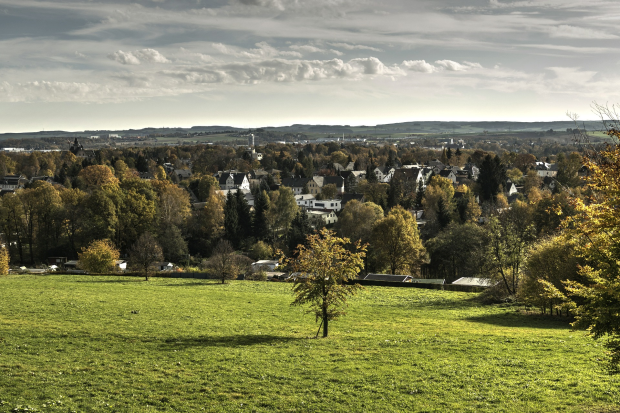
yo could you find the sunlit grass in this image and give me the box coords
[0,275,618,412]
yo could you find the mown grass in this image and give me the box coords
[0,275,618,412]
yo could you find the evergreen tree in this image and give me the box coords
[236,189,252,241]
[446,147,453,163]
[387,176,403,209]
[478,154,506,203]
[436,197,452,229]
[414,179,425,209]
[288,210,312,254]
[253,190,270,240]
[366,165,378,183]
[224,191,239,247]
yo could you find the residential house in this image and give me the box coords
[307,210,338,226]
[175,169,192,180]
[218,172,250,191]
[295,194,316,209]
[463,163,480,180]
[373,166,396,183]
[0,175,27,191]
[312,199,342,212]
[281,176,311,195]
[438,169,457,185]
[505,179,518,196]
[251,260,279,272]
[307,176,345,195]
[363,274,413,282]
[535,162,558,178]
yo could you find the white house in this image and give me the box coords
[218,172,250,191]
[251,260,279,272]
[295,194,316,209]
[373,166,396,183]
[308,210,338,226]
[311,199,342,212]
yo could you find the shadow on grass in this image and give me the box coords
[72,278,145,283]
[161,334,301,349]
[156,280,228,287]
[465,312,572,329]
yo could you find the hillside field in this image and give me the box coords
[0,275,618,412]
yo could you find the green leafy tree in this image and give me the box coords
[370,206,426,275]
[78,239,119,274]
[284,229,366,338]
[561,128,620,372]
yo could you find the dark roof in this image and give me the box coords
[364,273,412,282]
[175,169,192,178]
[393,168,422,181]
[321,176,344,186]
[438,170,455,178]
[219,172,247,185]
[281,176,311,188]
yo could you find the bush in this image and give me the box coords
[0,246,9,276]
[78,239,119,274]
[246,270,268,281]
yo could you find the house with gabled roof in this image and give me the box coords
[218,172,250,191]
[281,176,311,195]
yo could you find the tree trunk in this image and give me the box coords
[323,312,328,338]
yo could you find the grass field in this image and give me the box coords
[1,275,618,412]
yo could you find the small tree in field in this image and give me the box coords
[0,245,9,275]
[284,229,366,338]
[130,232,164,281]
[205,239,251,284]
[79,239,119,274]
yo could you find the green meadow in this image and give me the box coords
[1,275,618,412]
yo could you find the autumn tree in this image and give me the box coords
[284,229,366,338]
[78,165,119,189]
[78,239,119,274]
[561,122,620,372]
[130,232,164,281]
[335,200,383,245]
[0,244,9,275]
[370,206,426,275]
[205,239,251,284]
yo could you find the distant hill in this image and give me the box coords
[0,120,605,141]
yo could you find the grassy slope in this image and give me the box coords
[0,275,618,412]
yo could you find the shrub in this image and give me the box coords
[78,239,119,274]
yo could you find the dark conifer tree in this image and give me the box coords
[253,190,269,240]
[478,154,507,202]
[288,210,312,254]
[235,189,252,240]
[224,191,239,247]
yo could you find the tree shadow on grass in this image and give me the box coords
[161,334,301,349]
[71,278,145,283]
[156,280,228,287]
[465,312,572,330]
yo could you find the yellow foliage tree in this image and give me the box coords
[78,239,119,274]
[284,229,366,338]
[0,245,9,275]
[370,206,426,275]
[562,131,620,372]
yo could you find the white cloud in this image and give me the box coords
[435,60,482,71]
[328,42,381,52]
[548,25,618,39]
[107,48,170,65]
[212,41,302,59]
[289,44,325,53]
[402,60,436,73]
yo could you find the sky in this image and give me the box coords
[1,0,619,133]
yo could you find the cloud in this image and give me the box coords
[435,60,482,71]
[289,44,325,53]
[162,56,407,85]
[212,41,302,59]
[108,48,170,65]
[328,42,381,52]
[548,25,618,39]
[402,60,436,73]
